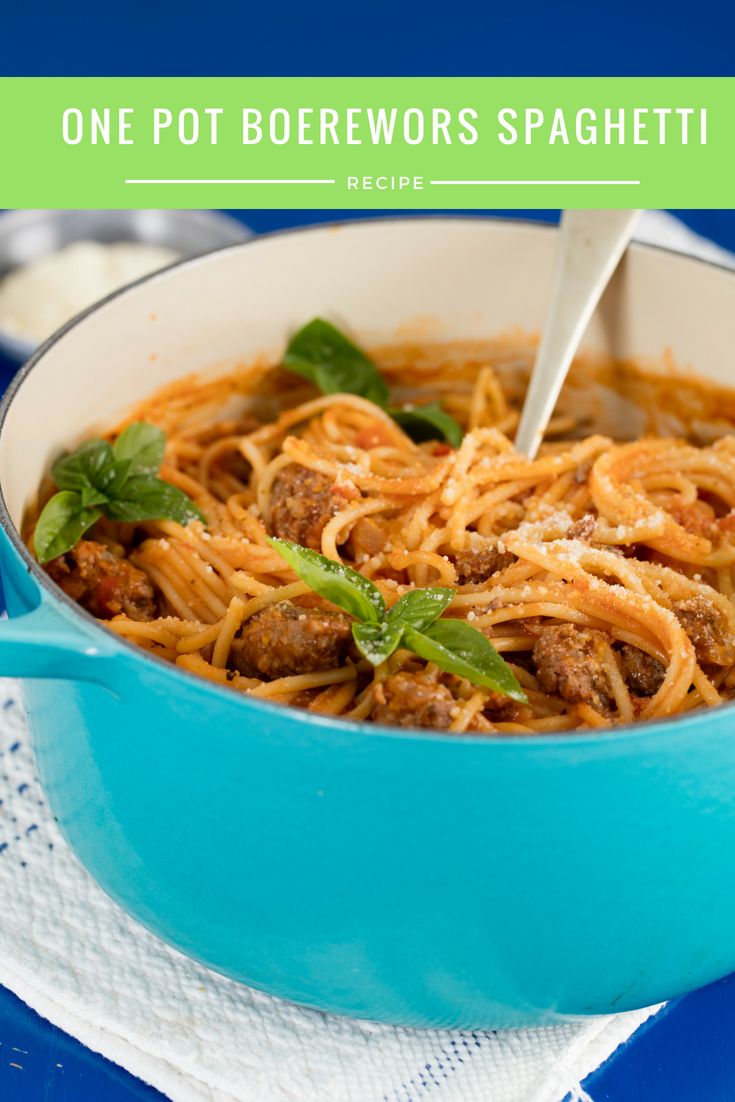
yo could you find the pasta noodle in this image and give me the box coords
[29,337,735,734]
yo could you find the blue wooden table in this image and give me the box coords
[2,973,735,1101]
[1,207,735,1099]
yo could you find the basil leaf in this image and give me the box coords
[389,402,463,447]
[403,620,527,701]
[34,491,102,564]
[80,485,109,509]
[268,537,386,623]
[283,318,461,446]
[352,620,404,666]
[104,477,206,525]
[36,426,205,563]
[113,422,166,477]
[284,318,390,408]
[104,458,134,498]
[52,439,116,495]
[386,586,454,632]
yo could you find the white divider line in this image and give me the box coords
[429,179,641,186]
[124,178,337,185]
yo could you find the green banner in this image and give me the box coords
[0,77,729,208]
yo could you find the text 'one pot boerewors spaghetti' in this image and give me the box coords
[27,320,735,734]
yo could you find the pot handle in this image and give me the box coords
[0,600,119,684]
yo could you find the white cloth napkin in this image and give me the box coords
[0,210,725,1102]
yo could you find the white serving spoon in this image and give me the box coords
[514,209,643,458]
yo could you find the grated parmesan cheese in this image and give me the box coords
[0,241,180,344]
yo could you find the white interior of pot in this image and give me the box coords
[2,218,734,530]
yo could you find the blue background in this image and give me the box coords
[227,209,735,253]
[2,3,735,1098]
[2,0,735,77]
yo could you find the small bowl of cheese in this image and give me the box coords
[0,210,250,365]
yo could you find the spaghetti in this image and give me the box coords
[29,337,735,734]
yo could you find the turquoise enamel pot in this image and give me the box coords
[1,218,735,1029]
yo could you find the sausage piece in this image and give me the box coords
[567,514,597,541]
[45,540,156,621]
[533,623,614,713]
[370,672,457,729]
[618,643,666,697]
[269,465,340,551]
[454,546,515,585]
[230,601,352,680]
[675,596,735,666]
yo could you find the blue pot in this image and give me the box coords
[1,218,734,1029]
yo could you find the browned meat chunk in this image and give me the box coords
[370,672,457,729]
[454,546,515,585]
[618,644,666,696]
[567,514,596,541]
[45,540,156,621]
[269,465,340,550]
[346,516,388,560]
[482,689,533,725]
[230,601,352,680]
[675,596,735,666]
[533,623,613,713]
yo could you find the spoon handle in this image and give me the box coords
[514,209,642,459]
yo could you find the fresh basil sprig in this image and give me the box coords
[390,401,463,448]
[270,537,386,623]
[283,318,463,448]
[284,317,390,408]
[34,422,206,565]
[268,536,526,701]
